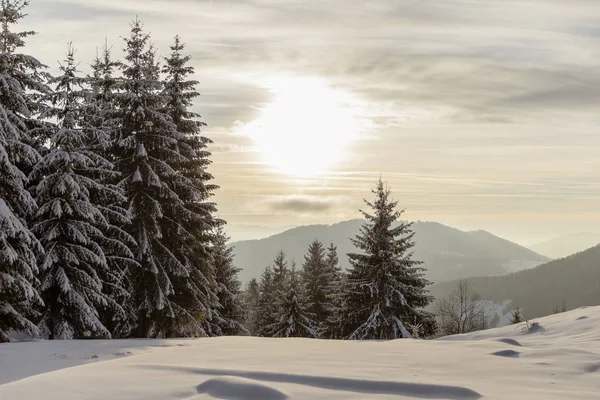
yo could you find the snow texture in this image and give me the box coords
[1,306,599,399]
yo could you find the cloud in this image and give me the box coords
[23,0,600,242]
[269,196,333,213]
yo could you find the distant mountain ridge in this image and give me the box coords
[230,219,549,284]
[429,244,600,321]
[530,232,600,259]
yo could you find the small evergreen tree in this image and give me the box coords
[340,179,437,340]
[0,0,46,342]
[271,250,289,293]
[269,263,318,338]
[510,306,523,324]
[32,46,121,339]
[322,243,347,339]
[301,240,335,333]
[210,227,247,336]
[243,278,260,335]
[257,266,278,337]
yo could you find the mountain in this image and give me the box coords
[429,244,600,321]
[225,224,292,242]
[231,219,549,284]
[529,232,600,259]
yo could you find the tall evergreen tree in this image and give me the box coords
[257,266,278,337]
[31,46,123,339]
[114,20,211,338]
[301,240,335,333]
[210,227,247,336]
[269,263,318,338]
[85,43,138,337]
[161,35,220,337]
[0,0,47,342]
[340,179,436,340]
[243,278,260,335]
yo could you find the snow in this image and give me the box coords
[1,306,599,399]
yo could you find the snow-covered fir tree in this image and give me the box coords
[321,243,347,339]
[0,0,48,342]
[243,278,260,335]
[269,263,318,338]
[339,179,437,340]
[85,43,138,337]
[113,20,217,338]
[31,46,124,339]
[301,240,336,334]
[271,250,289,294]
[161,35,221,337]
[210,227,247,336]
[257,266,278,337]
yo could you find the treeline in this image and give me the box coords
[0,1,245,341]
[240,180,438,340]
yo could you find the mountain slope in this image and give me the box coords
[530,232,600,259]
[429,244,600,320]
[230,220,549,284]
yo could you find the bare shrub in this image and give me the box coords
[434,280,491,336]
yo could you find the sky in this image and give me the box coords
[22,0,600,245]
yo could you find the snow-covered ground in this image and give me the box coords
[1,306,599,399]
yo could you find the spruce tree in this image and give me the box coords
[340,179,437,340]
[510,307,523,324]
[243,278,260,335]
[301,240,335,333]
[114,20,210,338]
[271,250,289,294]
[0,0,48,342]
[322,243,347,339]
[210,227,247,336]
[31,46,122,339]
[257,266,278,337]
[269,263,318,338]
[161,35,220,337]
[86,43,138,337]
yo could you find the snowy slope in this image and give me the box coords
[1,306,599,399]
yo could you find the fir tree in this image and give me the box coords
[114,20,210,338]
[340,179,437,340]
[161,35,220,337]
[269,263,318,338]
[86,42,138,337]
[31,45,122,339]
[0,0,48,342]
[271,250,289,294]
[510,307,523,324]
[257,266,278,337]
[243,278,260,335]
[322,243,347,339]
[210,227,247,336]
[301,240,335,333]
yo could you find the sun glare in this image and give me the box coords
[243,76,362,177]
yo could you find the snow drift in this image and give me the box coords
[1,306,599,399]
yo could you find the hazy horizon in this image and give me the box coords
[26,0,600,246]
[225,219,599,248]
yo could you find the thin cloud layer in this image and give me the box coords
[24,0,600,244]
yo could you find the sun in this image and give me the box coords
[243,76,362,177]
